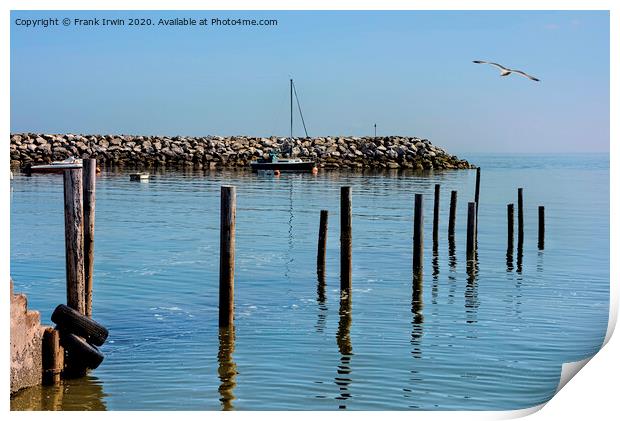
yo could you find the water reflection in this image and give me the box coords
[506,247,514,272]
[316,272,327,333]
[448,238,457,305]
[284,179,295,280]
[217,327,238,411]
[335,293,353,409]
[537,251,544,273]
[465,252,480,325]
[431,248,439,305]
[516,241,524,274]
[411,271,424,359]
[10,375,107,411]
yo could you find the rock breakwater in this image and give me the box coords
[10,133,473,170]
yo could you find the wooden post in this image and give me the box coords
[42,327,64,385]
[475,167,481,217]
[83,159,96,318]
[413,194,424,273]
[219,186,236,328]
[538,206,545,250]
[448,190,457,239]
[517,188,524,246]
[432,184,440,246]
[64,168,85,315]
[466,202,477,260]
[340,187,352,293]
[317,210,329,276]
[507,203,514,251]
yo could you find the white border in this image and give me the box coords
[2,1,616,420]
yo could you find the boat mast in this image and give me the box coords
[290,78,293,141]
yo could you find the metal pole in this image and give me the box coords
[290,79,293,141]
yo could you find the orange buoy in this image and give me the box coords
[274,170,281,176]
[96,166,101,175]
[311,166,318,175]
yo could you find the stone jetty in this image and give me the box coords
[10,133,473,170]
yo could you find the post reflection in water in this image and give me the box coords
[217,327,238,411]
[335,292,353,409]
[404,270,425,405]
[506,245,514,272]
[516,239,524,274]
[537,250,544,273]
[316,271,327,333]
[10,375,107,411]
[448,237,457,305]
[431,247,439,305]
[411,270,424,359]
[465,252,480,326]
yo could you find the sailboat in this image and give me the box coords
[250,79,316,173]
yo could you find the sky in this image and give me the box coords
[10,10,610,153]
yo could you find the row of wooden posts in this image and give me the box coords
[217,168,546,328]
[56,163,545,332]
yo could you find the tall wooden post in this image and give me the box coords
[340,187,352,293]
[517,188,524,246]
[448,190,457,239]
[507,203,514,251]
[219,186,236,328]
[83,159,96,318]
[432,184,440,246]
[64,168,85,315]
[475,167,481,216]
[413,194,424,273]
[538,206,545,250]
[317,210,329,277]
[466,202,477,260]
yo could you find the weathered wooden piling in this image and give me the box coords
[63,169,85,315]
[317,210,329,276]
[517,188,524,246]
[219,186,236,328]
[340,186,352,293]
[507,203,514,251]
[433,184,440,246]
[538,206,545,250]
[475,167,481,216]
[413,194,424,273]
[466,202,477,259]
[448,190,457,239]
[82,159,96,318]
[42,327,64,385]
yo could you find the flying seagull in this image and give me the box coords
[473,60,540,82]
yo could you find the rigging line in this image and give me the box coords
[292,80,309,138]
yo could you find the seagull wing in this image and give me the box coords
[512,69,540,82]
[473,60,509,71]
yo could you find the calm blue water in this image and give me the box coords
[10,153,609,410]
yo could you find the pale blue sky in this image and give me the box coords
[11,10,609,153]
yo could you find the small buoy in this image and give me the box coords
[311,167,318,175]
[96,166,101,175]
[274,170,281,176]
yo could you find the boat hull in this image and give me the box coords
[250,161,315,172]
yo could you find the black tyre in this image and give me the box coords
[51,304,108,346]
[60,331,104,369]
